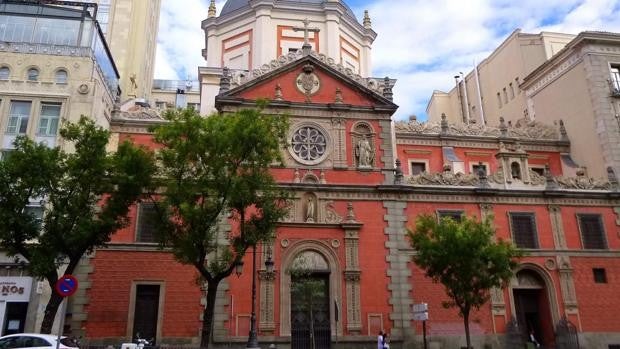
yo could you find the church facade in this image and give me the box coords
[75,1,620,349]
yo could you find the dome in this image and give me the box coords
[220,0,358,20]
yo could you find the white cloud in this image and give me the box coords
[154,0,620,120]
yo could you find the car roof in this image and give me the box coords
[0,333,64,340]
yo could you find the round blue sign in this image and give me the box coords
[55,275,78,297]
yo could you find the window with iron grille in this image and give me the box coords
[577,214,607,249]
[437,210,464,222]
[136,203,157,243]
[509,213,538,248]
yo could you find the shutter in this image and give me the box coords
[510,213,537,248]
[578,214,606,249]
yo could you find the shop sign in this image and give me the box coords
[0,277,33,301]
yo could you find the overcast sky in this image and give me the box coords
[154,0,620,121]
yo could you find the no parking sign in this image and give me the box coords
[54,275,78,297]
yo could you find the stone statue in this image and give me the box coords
[356,137,373,167]
[306,196,315,223]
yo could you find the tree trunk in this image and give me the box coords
[201,280,221,349]
[463,310,471,349]
[40,289,64,334]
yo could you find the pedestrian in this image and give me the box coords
[382,332,390,349]
[377,330,384,349]
[529,329,541,348]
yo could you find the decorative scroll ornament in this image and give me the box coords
[324,201,343,224]
[529,169,546,185]
[407,171,479,186]
[553,175,613,190]
[395,117,561,141]
[226,50,393,95]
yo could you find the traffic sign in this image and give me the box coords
[413,302,429,321]
[55,274,78,297]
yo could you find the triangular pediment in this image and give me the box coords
[216,53,397,110]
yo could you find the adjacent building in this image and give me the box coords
[426,29,620,179]
[0,0,120,335]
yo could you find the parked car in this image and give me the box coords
[0,333,79,349]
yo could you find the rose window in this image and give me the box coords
[291,126,327,162]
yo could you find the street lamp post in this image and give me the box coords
[245,244,275,349]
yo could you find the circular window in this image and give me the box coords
[290,125,328,165]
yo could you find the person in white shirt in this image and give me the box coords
[377,331,384,349]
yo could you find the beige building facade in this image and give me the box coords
[427,29,574,126]
[151,79,201,112]
[426,29,620,178]
[84,0,161,102]
[199,0,378,114]
[0,0,120,335]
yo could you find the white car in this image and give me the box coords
[0,334,79,349]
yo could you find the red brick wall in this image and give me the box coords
[85,251,201,338]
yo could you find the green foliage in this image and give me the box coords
[407,214,521,347]
[150,107,289,347]
[0,116,155,332]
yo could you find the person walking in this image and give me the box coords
[377,331,384,349]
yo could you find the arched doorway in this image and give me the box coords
[290,250,331,349]
[511,269,556,347]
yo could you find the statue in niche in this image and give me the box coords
[355,137,374,167]
[305,196,315,223]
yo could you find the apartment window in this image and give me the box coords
[24,205,44,230]
[409,161,427,175]
[497,92,502,108]
[611,66,620,93]
[136,203,158,243]
[27,68,39,81]
[502,88,508,104]
[188,103,200,111]
[577,214,607,249]
[509,83,515,99]
[438,210,464,222]
[155,101,167,109]
[55,70,67,84]
[593,268,607,283]
[6,101,31,134]
[0,149,13,161]
[509,213,538,248]
[37,103,61,136]
[0,66,9,80]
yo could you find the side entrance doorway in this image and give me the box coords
[291,273,331,349]
[512,270,555,348]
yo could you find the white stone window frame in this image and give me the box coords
[469,161,490,175]
[126,281,165,342]
[54,68,68,84]
[608,61,620,93]
[288,122,332,166]
[0,65,11,80]
[408,159,429,176]
[508,211,540,249]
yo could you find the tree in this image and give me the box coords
[0,117,155,333]
[150,107,289,348]
[407,215,521,349]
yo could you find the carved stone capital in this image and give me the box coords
[344,270,361,282]
[258,270,276,281]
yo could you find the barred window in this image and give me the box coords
[509,213,538,248]
[437,210,464,222]
[593,268,607,284]
[136,203,158,243]
[578,214,607,249]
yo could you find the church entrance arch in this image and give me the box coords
[280,241,342,345]
[511,268,557,348]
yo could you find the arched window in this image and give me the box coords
[27,68,39,81]
[55,69,67,84]
[0,67,9,80]
[511,161,522,180]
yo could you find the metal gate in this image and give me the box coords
[555,316,579,349]
[291,274,331,349]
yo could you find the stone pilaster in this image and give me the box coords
[212,217,232,340]
[379,120,395,184]
[614,206,620,225]
[69,253,95,338]
[343,222,362,333]
[549,205,567,249]
[331,117,347,169]
[557,255,579,314]
[479,203,493,220]
[383,201,413,340]
[258,270,276,334]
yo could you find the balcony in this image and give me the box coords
[0,0,120,97]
